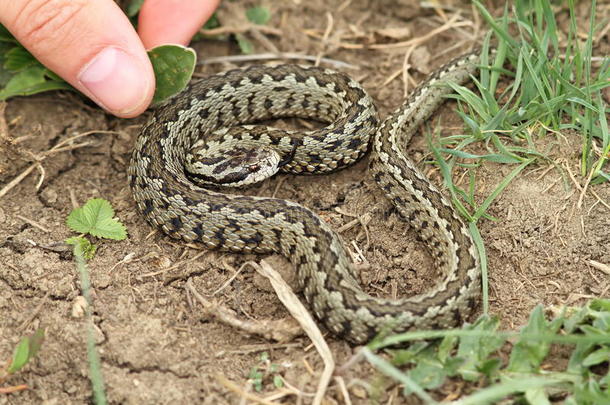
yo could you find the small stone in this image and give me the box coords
[156,255,172,268]
[71,296,88,318]
[40,187,58,204]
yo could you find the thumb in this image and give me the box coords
[0,0,155,118]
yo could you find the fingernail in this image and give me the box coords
[78,47,150,115]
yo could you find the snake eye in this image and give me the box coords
[248,164,260,172]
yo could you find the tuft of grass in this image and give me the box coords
[366,300,610,404]
[431,0,609,212]
[246,352,284,392]
[375,1,610,402]
[423,0,608,315]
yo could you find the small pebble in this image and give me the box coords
[71,296,88,318]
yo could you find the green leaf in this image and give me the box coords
[456,316,504,381]
[582,346,610,367]
[66,198,127,240]
[246,6,271,25]
[0,44,72,100]
[0,66,42,97]
[126,0,145,17]
[389,341,429,366]
[507,305,562,373]
[0,42,15,86]
[4,46,40,72]
[203,13,220,30]
[0,65,72,100]
[407,358,447,391]
[7,328,44,374]
[0,24,16,42]
[590,299,610,313]
[478,357,502,378]
[525,387,551,405]
[235,34,254,54]
[3,46,42,72]
[148,45,196,105]
[8,336,30,374]
[273,375,283,388]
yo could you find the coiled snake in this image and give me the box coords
[128,51,483,344]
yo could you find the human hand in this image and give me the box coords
[0,0,220,117]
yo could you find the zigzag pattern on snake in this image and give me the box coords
[128,51,483,344]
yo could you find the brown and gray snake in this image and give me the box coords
[128,50,484,345]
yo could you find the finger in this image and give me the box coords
[0,0,155,118]
[138,0,220,48]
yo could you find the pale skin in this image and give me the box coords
[0,0,220,118]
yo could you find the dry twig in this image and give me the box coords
[185,278,302,342]
[254,260,335,405]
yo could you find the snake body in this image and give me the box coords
[129,52,482,344]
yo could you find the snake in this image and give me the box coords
[128,50,483,345]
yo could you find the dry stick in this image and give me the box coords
[428,0,450,21]
[589,260,610,276]
[201,25,282,37]
[334,376,353,405]
[185,277,302,342]
[304,14,468,50]
[0,163,38,199]
[336,349,365,375]
[576,165,595,209]
[224,342,302,355]
[368,17,470,50]
[564,163,584,192]
[315,11,335,67]
[337,0,352,13]
[15,214,51,233]
[262,381,315,404]
[401,45,417,97]
[254,260,334,405]
[272,377,315,401]
[564,162,609,211]
[199,53,359,70]
[381,68,403,87]
[215,374,279,405]
[212,261,249,296]
[589,190,610,211]
[137,250,207,280]
[250,28,280,54]
[0,130,121,199]
[381,16,469,91]
[0,385,28,394]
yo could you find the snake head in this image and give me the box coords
[185,144,282,188]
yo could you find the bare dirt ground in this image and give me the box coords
[1,1,609,404]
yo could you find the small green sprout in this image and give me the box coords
[0,329,45,394]
[247,352,284,392]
